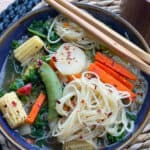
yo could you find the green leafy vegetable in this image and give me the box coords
[107,132,125,144]
[23,66,39,83]
[126,112,137,121]
[41,55,51,63]
[28,20,50,39]
[49,41,62,52]
[11,40,21,49]
[48,30,60,41]
[107,123,126,144]
[31,103,48,146]
[84,49,94,62]
[9,79,24,91]
[18,95,29,103]
[0,88,6,97]
[31,103,48,132]
[99,44,109,52]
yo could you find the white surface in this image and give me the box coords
[0,0,15,12]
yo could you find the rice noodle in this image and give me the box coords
[54,15,99,50]
[52,72,133,148]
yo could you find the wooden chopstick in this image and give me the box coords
[56,0,150,64]
[44,0,150,75]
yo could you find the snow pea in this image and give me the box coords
[39,62,62,121]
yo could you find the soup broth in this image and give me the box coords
[0,15,148,149]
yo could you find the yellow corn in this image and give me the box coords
[63,140,94,150]
[0,92,27,129]
[14,36,44,64]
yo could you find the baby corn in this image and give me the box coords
[63,140,94,150]
[14,36,44,64]
[0,92,27,129]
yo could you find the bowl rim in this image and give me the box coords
[0,3,149,150]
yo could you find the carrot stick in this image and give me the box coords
[26,92,46,124]
[95,52,136,80]
[95,61,134,90]
[67,73,81,81]
[88,63,136,100]
[49,59,57,70]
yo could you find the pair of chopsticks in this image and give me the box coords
[44,0,150,75]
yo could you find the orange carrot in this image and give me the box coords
[26,92,46,124]
[49,59,57,70]
[63,22,70,28]
[67,73,81,81]
[95,61,134,90]
[88,63,136,100]
[26,138,35,144]
[95,52,136,80]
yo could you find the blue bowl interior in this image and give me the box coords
[0,5,149,150]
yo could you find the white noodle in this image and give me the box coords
[52,72,133,146]
[54,15,99,50]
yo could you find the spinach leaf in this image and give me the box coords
[48,30,60,41]
[36,139,47,147]
[28,20,50,39]
[31,103,49,146]
[107,131,125,144]
[23,66,39,83]
[9,79,24,91]
[11,40,21,49]
[49,41,62,52]
[126,112,137,121]
[107,123,126,144]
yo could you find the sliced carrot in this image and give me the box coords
[67,73,81,81]
[88,63,136,100]
[49,59,57,70]
[63,22,70,28]
[26,92,46,124]
[26,138,35,144]
[95,61,134,90]
[95,52,136,80]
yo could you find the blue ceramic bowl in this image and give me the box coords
[0,4,149,150]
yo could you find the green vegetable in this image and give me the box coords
[48,30,60,41]
[126,111,137,121]
[107,123,126,144]
[9,79,24,91]
[28,20,62,53]
[28,20,50,39]
[99,44,114,56]
[23,65,39,83]
[39,62,63,121]
[99,44,109,52]
[84,49,94,62]
[11,40,21,49]
[19,95,28,103]
[49,41,62,52]
[41,55,51,63]
[107,132,125,144]
[0,88,6,97]
[31,103,48,146]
